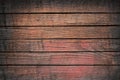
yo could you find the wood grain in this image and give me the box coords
[0,66,119,80]
[0,27,120,39]
[0,52,119,65]
[0,15,5,26]
[0,0,120,80]
[1,14,119,26]
[3,0,120,13]
[0,39,119,51]
[0,1,3,13]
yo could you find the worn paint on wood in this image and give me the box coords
[0,27,120,39]
[0,39,119,51]
[2,0,120,13]
[0,52,119,65]
[0,66,119,80]
[0,0,120,80]
[0,14,119,26]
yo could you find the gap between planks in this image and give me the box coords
[1,12,120,14]
[0,38,120,40]
[0,64,120,66]
[1,25,120,27]
[0,51,120,53]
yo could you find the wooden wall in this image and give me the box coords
[0,0,120,80]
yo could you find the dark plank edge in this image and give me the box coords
[0,51,120,53]
[1,38,120,40]
[1,25,120,27]
[1,12,120,14]
[0,64,120,66]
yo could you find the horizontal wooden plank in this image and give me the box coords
[0,39,119,51]
[0,27,120,39]
[0,66,119,80]
[3,0,120,13]
[1,14,119,26]
[0,52,119,65]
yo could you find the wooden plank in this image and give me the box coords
[0,0,3,13]
[0,68,5,80]
[0,40,43,51]
[0,39,119,51]
[0,27,120,39]
[4,0,120,13]
[0,52,119,65]
[0,66,119,80]
[0,15,5,26]
[2,14,120,26]
[43,39,120,51]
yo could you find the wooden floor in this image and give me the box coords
[0,0,120,80]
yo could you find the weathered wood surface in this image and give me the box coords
[0,14,119,26]
[0,0,4,13]
[0,0,120,80]
[2,0,120,13]
[0,52,119,65]
[0,27,120,39]
[0,15,5,26]
[0,39,119,51]
[0,66,119,80]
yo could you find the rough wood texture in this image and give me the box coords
[2,0,120,13]
[0,27,120,39]
[0,66,119,80]
[1,14,119,26]
[0,39,119,51]
[0,15,5,26]
[0,0,3,13]
[0,0,120,80]
[0,52,119,65]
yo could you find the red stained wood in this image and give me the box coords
[0,52,118,65]
[2,14,120,26]
[0,0,120,80]
[43,39,119,51]
[0,39,119,51]
[0,66,118,80]
[0,27,119,39]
